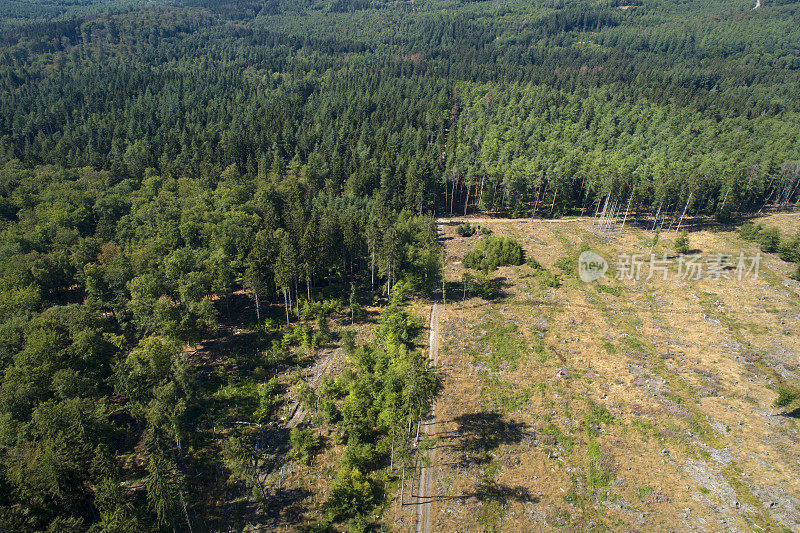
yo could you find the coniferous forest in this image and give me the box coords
[0,0,799,530]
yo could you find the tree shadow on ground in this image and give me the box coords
[204,426,301,530]
[212,486,312,531]
[779,406,800,419]
[453,411,529,467]
[261,487,313,525]
[434,482,538,506]
[474,480,538,505]
[444,275,510,302]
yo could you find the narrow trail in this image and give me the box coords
[414,301,439,533]
[286,347,341,428]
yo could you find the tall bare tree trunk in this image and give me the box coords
[450,178,457,216]
[443,179,448,216]
[532,182,543,218]
[549,186,559,217]
[283,289,289,325]
[400,464,406,506]
[179,491,193,533]
[621,196,632,231]
[676,193,692,232]
[478,172,485,210]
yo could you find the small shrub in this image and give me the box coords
[774,387,798,408]
[294,379,317,410]
[674,230,690,254]
[325,467,374,522]
[463,236,524,272]
[527,257,545,271]
[378,304,423,348]
[778,234,800,263]
[300,298,341,321]
[254,378,279,423]
[320,375,346,398]
[527,257,562,288]
[467,272,503,299]
[342,437,380,470]
[340,329,356,356]
[320,398,341,424]
[738,222,762,242]
[537,269,562,288]
[347,517,369,533]
[457,222,476,237]
[300,300,318,321]
[651,227,661,248]
[757,227,781,253]
[554,255,574,276]
[349,301,365,323]
[262,318,278,334]
[740,224,800,271]
[290,428,321,465]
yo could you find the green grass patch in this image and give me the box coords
[584,401,615,437]
[476,459,505,532]
[623,335,644,352]
[636,486,654,501]
[481,376,532,412]
[720,463,779,531]
[585,438,616,496]
[475,312,529,371]
[554,255,575,277]
[543,422,575,455]
[528,257,563,288]
[595,283,622,296]
[601,339,617,355]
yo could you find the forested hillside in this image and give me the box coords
[0,0,798,529]
[2,0,800,217]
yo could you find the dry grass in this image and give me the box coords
[409,215,800,531]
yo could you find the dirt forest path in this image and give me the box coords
[286,346,343,428]
[414,301,440,533]
[438,217,585,224]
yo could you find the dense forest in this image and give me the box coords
[0,0,799,529]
